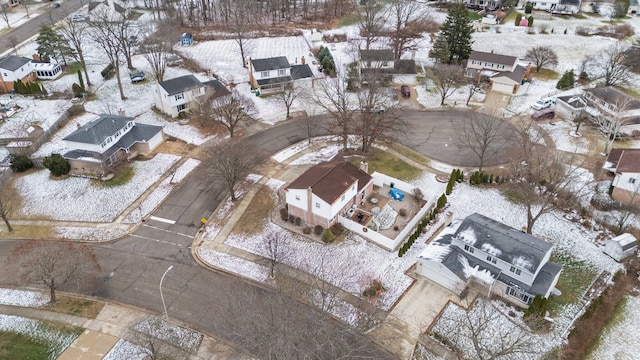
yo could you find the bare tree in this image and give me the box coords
[458,112,509,171]
[204,140,260,202]
[430,64,465,106]
[0,178,15,232]
[613,191,640,235]
[58,18,92,86]
[595,97,635,155]
[507,119,585,233]
[140,26,175,82]
[432,299,543,360]
[90,9,127,100]
[589,42,632,86]
[262,229,291,278]
[277,82,300,119]
[0,4,11,29]
[524,46,559,73]
[357,0,385,50]
[312,78,357,151]
[387,0,430,61]
[10,240,100,303]
[204,89,255,137]
[230,0,253,68]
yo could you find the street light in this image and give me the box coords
[159,265,174,320]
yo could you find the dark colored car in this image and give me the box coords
[531,108,555,120]
[52,2,61,8]
[400,85,410,98]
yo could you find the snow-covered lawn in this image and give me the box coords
[587,295,640,360]
[13,153,180,222]
[103,339,148,360]
[539,120,592,154]
[132,317,203,353]
[0,314,80,358]
[0,288,48,307]
[197,248,270,282]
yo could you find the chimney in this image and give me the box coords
[32,54,41,61]
[360,161,368,173]
[76,122,81,128]
[525,63,532,80]
[295,57,298,64]
[118,108,125,116]
[490,49,494,54]
[301,56,306,65]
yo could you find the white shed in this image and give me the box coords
[603,233,638,262]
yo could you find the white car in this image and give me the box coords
[532,97,556,110]
[71,14,88,22]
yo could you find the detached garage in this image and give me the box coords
[603,233,638,262]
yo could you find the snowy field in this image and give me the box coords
[0,314,79,358]
[13,153,180,222]
[587,295,640,360]
[0,288,48,307]
[539,120,593,154]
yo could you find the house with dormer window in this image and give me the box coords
[62,114,164,177]
[155,75,230,118]
[416,213,562,307]
[465,50,530,95]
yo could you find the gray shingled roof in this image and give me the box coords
[584,87,640,109]
[202,79,231,100]
[360,49,394,62]
[469,50,517,67]
[251,57,290,72]
[158,75,203,96]
[256,76,292,86]
[291,64,314,80]
[0,56,31,72]
[64,115,133,145]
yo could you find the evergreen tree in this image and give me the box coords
[514,13,523,27]
[36,25,75,64]
[556,69,575,89]
[435,4,474,64]
[429,34,451,64]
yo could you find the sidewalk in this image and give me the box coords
[0,298,238,359]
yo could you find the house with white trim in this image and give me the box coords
[155,75,230,118]
[285,158,374,229]
[416,213,562,307]
[248,56,314,95]
[582,87,640,135]
[358,49,395,74]
[63,114,164,177]
[0,55,36,93]
[32,62,63,80]
[464,50,530,95]
[604,148,640,205]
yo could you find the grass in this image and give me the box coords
[96,166,134,187]
[0,225,55,239]
[614,85,640,99]
[0,331,51,360]
[232,186,275,236]
[468,10,482,21]
[531,68,560,81]
[547,249,599,315]
[584,295,629,357]
[335,13,360,27]
[45,295,105,318]
[347,148,421,182]
[502,9,521,24]
[388,143,431,168]
[64,62,84,75]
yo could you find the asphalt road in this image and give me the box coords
[0,0,85,54]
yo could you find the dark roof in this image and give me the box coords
[469,50,517,67]
[557,95,587,109]
[291,64,314,80]
[202,79,231,100]
[360,49,394,62]
[113,123,163,149]
[158,75,203,95]
[251,56,290,72]
[64,115,133,145]
[64,147,118,161]
[256,76,292,86]
[584,87,640,109]
[361,59,417,76]
[493,64,527,83]
[560,0,581,4]
[286,160,372,204]
[0,56,31,71]
[88,1,102,11]
[113,2,126,14]
[607,149,640,173]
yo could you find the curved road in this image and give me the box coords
[0,107,514,355]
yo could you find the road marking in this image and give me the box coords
[142,224,193,238]
[149,216,176,224]
[129,233,183,247]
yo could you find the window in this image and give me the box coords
[486,255,492,262]
[497,64,505,69]
[278,69,286,76]
[491,258,497,264]
[510,266,516,273]
[100,141,106,148]
[175,93,184,101]
[106,136,112,144]
[382,61,388,67]
[464,244,474,253]
[261,71,269,78]
[629,178,636,184]
[341,194,346,201]
[295,195,300,200]
[3,73,6,77]
[177,104,187,112]
[315,202,320,208]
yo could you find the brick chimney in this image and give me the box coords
[360,161,368,173]
[301,56,306,65]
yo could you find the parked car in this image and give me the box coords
[71,14,89,22]
[400,85,411,98]
[531,97,556,110]
[531,108,555,120]
[51,2,60,8]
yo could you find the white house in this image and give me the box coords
[603,233,638,262]
[155,75,230,118]
[604,148,640,205]
[582,87,640,135]
[63,114,164,177]
[416,213,562,307]
[285,158,374,228]
[358,49,395,74]
[465,50,530,95]
[530,0,582,14]
[0,55,36,93]
[248,56,292,94]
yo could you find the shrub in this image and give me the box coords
[399,208,407,217]
[413,188,424,203]
[302,227,312,235]
[524,295,548,319]
[362,279,385,298]
[321,228,335,243]
[330,223,344,236]
[294,216,301,226]
[288,214,295,223]
[525,2,533,13]
[515,13,523,26]
[527,16,534,27]
[71,83,84,97]
[42,153,70,176]
[393,225,399,231]
[10,154,33,172]
[556,69,575,90]
[279,208,288,221]
[314,225,323,235]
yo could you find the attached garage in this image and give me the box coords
[416,258,465,295]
